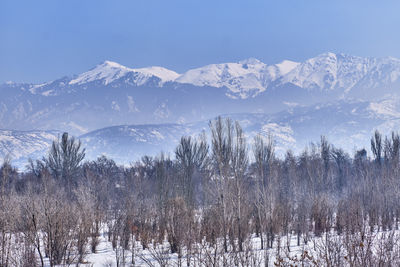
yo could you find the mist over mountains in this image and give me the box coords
[2,52,400,167]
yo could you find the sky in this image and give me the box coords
[1,0,400,83]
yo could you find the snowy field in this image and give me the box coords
[36,224,400,266]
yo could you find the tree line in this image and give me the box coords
[1,117,400,266]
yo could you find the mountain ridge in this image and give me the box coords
[6,52,400,98]
[1,52,400,147]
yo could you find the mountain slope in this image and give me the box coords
[4,98,400,168]
[69,61,180,87]
[2,52,400,137]
[74,98,400,163]
[0,130,60,166]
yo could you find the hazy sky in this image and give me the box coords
[1,0,400,83]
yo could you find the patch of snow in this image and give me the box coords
[127,96,139,113]
[261,123,296,144]
[151,130,165,140]
[67,121,89,134]
[111,101,120,111]
[29,82,50,94]
[283,101,299,108]
[41,89,54,96]
[368,99,400,118]
[154,102,170,119]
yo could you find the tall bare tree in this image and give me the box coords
[175,133,208,206]
[44,132,85,191]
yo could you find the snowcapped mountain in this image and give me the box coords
[176,58,299,98]
[69,60,180,87]
[1,52,400,140]
[174,52,400,99]
[10,52,400,99]
[278,53,400,98]
[279,52,368,91]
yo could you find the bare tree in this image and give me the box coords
[229,121,249,252]
[209,116,234,253]
[175,133,208,206]
[371,130,383,167]
[44,132,85,189]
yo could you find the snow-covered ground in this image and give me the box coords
[43,225,400,266]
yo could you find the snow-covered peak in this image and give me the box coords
[280,52,375,91]
[275,60,300,75]
[264,60,300,81]
[357,56,400,88]
[69,61,179,86]
[69,61,131,85]
[273,52,400,97]
[319,51,337,59]
[281,52,339,89]
[176,59,267,83]
[176,59,268,98]
[134,66,180,82]
[239,57,264,65]
[102,60,126,68]
[16,52,400,100]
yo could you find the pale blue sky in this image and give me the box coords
[1,0,400,83]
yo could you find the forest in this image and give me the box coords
[1,116,400,266]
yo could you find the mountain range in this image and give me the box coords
[2,52,400,168]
